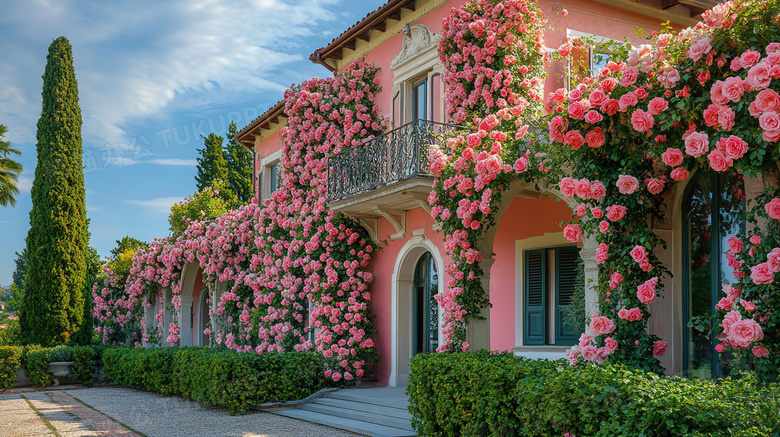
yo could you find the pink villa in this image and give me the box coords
[214,0,731,387]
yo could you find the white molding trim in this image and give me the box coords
[259,149,282,168]
[390,24,442,74]
[389,234,445,387]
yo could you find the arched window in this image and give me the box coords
[683,169,745,378]
[413,252,439,355]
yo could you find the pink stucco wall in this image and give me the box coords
[488,196,574,352]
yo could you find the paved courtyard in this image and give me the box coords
[0,386,360,437]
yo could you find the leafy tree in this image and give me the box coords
[0,125,23,207]
[7,245,28,315]
[71,246,102,346]
[21,37,88,346]
[110,236,147,259]
[225,121,253,205]
[169,180,229,236]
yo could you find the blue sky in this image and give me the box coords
[0,0,383,286]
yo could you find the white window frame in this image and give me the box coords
[258,149,282,203]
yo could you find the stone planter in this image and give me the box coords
[14,368,32,387]
[48,361,78,385]
[93,360,105,385]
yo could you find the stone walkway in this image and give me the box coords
[0,387,361,437]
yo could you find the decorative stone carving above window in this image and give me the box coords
[390,24,441,72]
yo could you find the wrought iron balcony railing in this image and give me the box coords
[328,120,462,202]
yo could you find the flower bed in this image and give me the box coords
[407,351,780,436]
[103,346,336,415]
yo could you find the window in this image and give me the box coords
[413,252,438,355]
[269,162,279,194]
[258,150,282,203]
[683,169,745,379]
[524,246,580,345]
[412,78,427,121]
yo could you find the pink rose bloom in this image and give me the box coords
[697,70,711,86]
[752,345,769,358]
[637,277,658,304]
[584,110,603,124]
[599,220,610,233]
[601,99,620,116]
[767,248,780,272]
[590,181,606,200]
[575,204,587,217]
[722,76,745,102]
[740,299,756,312]
[759,111,780,132]
[618,92,638,111]
[715,297,734,311]
[599,78,618,93]
[630,245,648,263]
[575,179,592,199]
[581,345,598,361]
[564,224,583,242]
[684,131,710,157]
[589,316,616,336]
[585,127,605,148]
[750,235,762,245]
[767,198,780,219]
[628,307,642,321]
[653,340,669,356]
[618,308,630,320]
[740,49,761,68]
[645,178,665,194]
[686,38,711,61]
[708,149,732,172]
[747,61,771,89]
[631,109,655,132]
[754,89,780,113]
[589,89,608,107]
[670,167,690,181]
[617,174,639,194]
[711,81,728,105]
[591,207,603,218]
[513,157,528,172]
[750,262,774,284]
[662,148,684,166]
[703,104,721,127]
[579,333,593,348]
[763,128,780,143]
[720,135,748,160]
[559,177,577,197]
[647,97,669,115]
[567,100,590,120]
[568,88,583,101]
[721,311,742,335]
[728,236,743,254]
[564,130,585,149]
[604,337,618,352]
[606,205,627,221]
[620,66,639,86]
[729,319,764,348]
[596,243,609,264]
[718,106,736,131]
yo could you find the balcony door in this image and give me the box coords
[412,78,427,122]
[413,252,439,355]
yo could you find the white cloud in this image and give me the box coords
[148,158,197,166]
[16,175,33,193]
[126,196,186,214]
[0,0,345,148]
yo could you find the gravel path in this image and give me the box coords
[0,387,361,437]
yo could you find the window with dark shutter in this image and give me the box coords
[524,249,547,345]
[555,246,580,344]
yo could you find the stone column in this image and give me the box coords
[142,290,157,348]
[465,257,494,351]
[162,288,173,347]
[179,296,193,347]
[580,233,600,333]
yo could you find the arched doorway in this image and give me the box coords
[683,169,744,378]
[413,252,439,355]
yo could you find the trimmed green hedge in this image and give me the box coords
[0,346,22,388]
[408,351,780,436]
[103,347,335,414]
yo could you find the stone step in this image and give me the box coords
[313,397,412,421]
[274,409,417,437]
[301,402,414,431]
[328,390,409,410]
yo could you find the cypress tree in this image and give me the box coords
[194,132,228,191]
[225,121,253,204]
[21,37,88,346]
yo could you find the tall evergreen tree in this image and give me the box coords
[225,121,253,204]
[0,125,23,207]
[21,37,88,346]
[194,132,228,191]
[110,235,147,259]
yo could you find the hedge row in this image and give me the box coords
[408,351,780,436]
[0,344,104,388]
[103,347,336,414]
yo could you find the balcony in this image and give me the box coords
[327,120,462,239]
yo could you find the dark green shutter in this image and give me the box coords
[524,249,547,345]
[555,247,580,344]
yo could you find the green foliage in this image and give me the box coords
[8,244,28,315]
[110,236,148,259]
[21,36,88,347]
[0,346,21,388]
[25,345,52,387]
[47,345,73,362]
[70,346,96,386]
[195,123,252,209]
[72,246,102,346]
[168,181,229,236]
[0,124,23,208]
[103,347,336,415]
[0,318,21,346]
[408,352,780,436]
